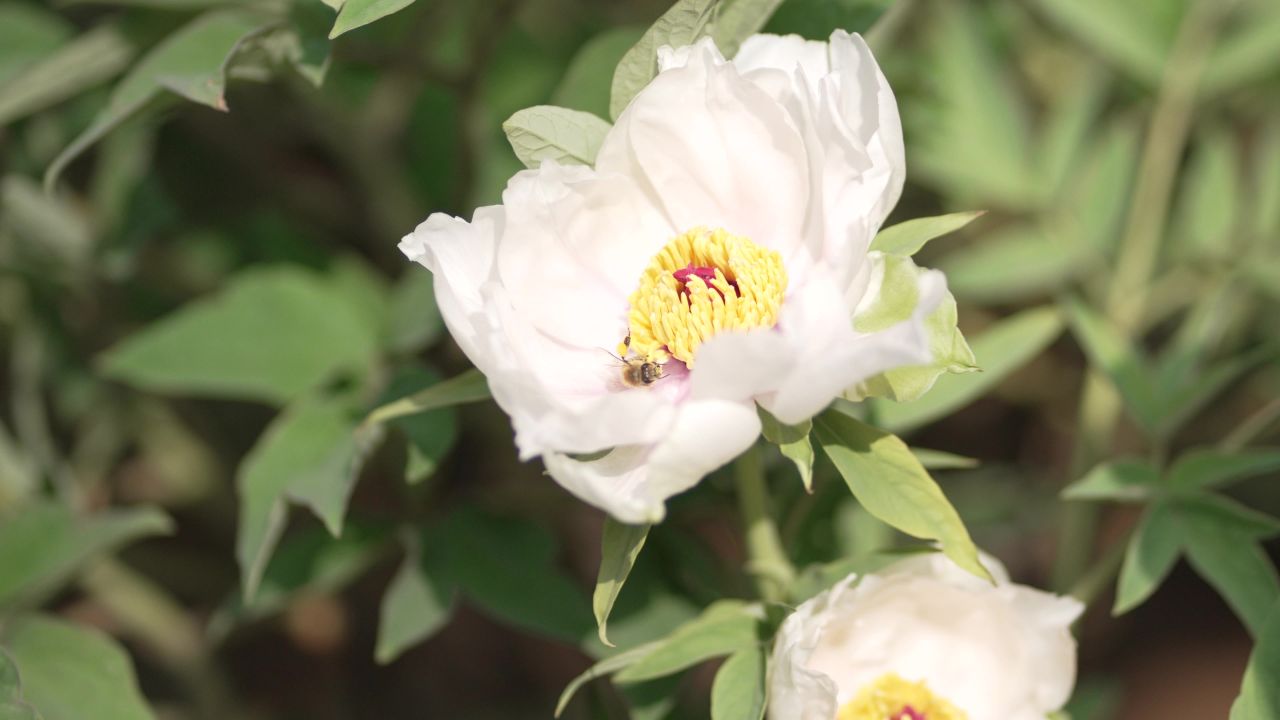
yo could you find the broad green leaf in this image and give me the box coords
[813,411,990,582]
[362,368,490,426]
[0,502,172,610]
[100,267,378,406]
[2,615,154,720]
[614,601,761,683]
[870,211,984,257]
[1028,0,1170,85]
[1229,596,1280,720]
[46,9,272,188]
[0,25,135,126]
[503,105,611,169]
[440,509,591,642]
[236,393,364,602]
[379,368,458,485]
[1113,500,1181,615]
[330,0,415,38]
[873,306,1064,433]
[553,27,646,118]
[375,534,454,665]
[594,520,650,647]
[1176,493,1280,540]
[758,406,814,490]
[554,641,663,717]
[1173,128,1241,259]
[610,0,717,120]
[710,644,767,720]
[712,0,785,58]
[1168,448,1280,491]
[910,448,978,470]
[1062,459,1159,502]
[280,0,333,86]
[1181,497,1280,637]
[387,270,443,355]
[1062,297,1160,434]
[940,224,1096,302]
[0,647,40,720]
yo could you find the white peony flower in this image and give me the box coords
[768,553,1084,720]
[401,31,954,523]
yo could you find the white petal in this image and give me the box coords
[598,38,810,256]
[734,33,831,78]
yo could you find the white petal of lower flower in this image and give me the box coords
[768,554,1083,720]
[735,33,832,78]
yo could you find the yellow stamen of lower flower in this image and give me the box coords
[836,673,967,720]
[620,227,786,367]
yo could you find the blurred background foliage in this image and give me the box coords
[0,0,1278,718]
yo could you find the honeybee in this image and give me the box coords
[619,357,664,388]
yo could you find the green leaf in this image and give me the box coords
[554,641,663,717]
[100,267,379,406]
[1062,459,1159,502]
[329,0,415,38]
[909,448,979,470]
[2,615,155,720]
[375,533,455,665]
[1168,448,1280,492]
[1152,347,1275,440]
[939,224,1096,302]
[46,9,273,188]
[710,644,767,720]
[1177,493,1280,540]
[610,0,717,121]
[1203,5,1280,96]
[236,393,364,602]
[1114,500,1181,615]
[1028,0,1170,85]
[1230,596,1280,720]
[440,509,591,641]
[614,600,761,684]
[553,27,646,118]
[711,0,785,58]
[813,411,990,582]
[1173,127,1242,259]
[379,367,458,485]
[0,502,172,610]
[1181,496,1280,638]
[503,105,612,169]
[387,270,443,355]
[0,25,135,127]
[1061,297,1160,434]
[362,368,490,426]
[594,519,650,647]
[757,406,814,491]
[872,306,1064,433]
[0,3,70,87]
[870,211,984,257]
[0,648,41,720]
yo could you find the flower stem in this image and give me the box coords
[735,443,794,603]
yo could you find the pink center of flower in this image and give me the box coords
[891,707,925,720]
[672,264,738,298]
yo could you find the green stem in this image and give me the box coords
[1052,0,1232,592]
[734,444,793,603]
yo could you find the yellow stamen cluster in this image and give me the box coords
[837,673,967,720]
[621,227,786,367]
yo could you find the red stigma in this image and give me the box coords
[890,707,925,720]
[673,264,738,298]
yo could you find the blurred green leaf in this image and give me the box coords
[712,0,784,58]
[762,0,889,39]
[1,176,93,271]
[1230,596,1280,720]
[1114,500,1181,615]
[375,533,454,665]
[0,25,135,126]
[594,520,649,648]
[46,8,273,188]
[0,502,172,610]
[910,448,978,470]
[1038,68,1107,196]
[1173,128,1241,259]
[503,105,611,169]
[1151,346,1274,440]
[0,3,71,87]
[363,368,489,426]
[873,306,1064,433]
[940,224,1095,302]
[710,644,766,720]
[440,509,591,642]
[1250,118,1280,242]
[553,26,645,118]
[758,406,813,490]
[1168,448,1280,492]
[100,267,379,405]
[610,0,717,121]
[813,412,990,582]
[1055,119,1141,256]
[329,0,414,39]
[380,368,458,485]
[870,211,984,257]
[1202,4,1280,95]
[1062,297,1160,434]
[1178,493,1280,539]
[1181,495,1280,638]
[236,392,365,602]
[614,600,760,683]
[1029,0,1171,85]
[1062,459,1159,502]
[2,615,154,720]
[388,270,443,355]
[0,646,42,720]
[555,641,662,717]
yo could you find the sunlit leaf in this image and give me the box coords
[503,105,611,169]
[614,601,761,683]
[909,448,978,470]
[329,0,415,39]
[710,644,767,720]
[758,406,814,490]
[813,412,990,582]
[594,520,650,647]
[712,0,785,58]
[1173,128,1241,259]
[555,641,662,717]
[870,211,984,257]
[362,368,490,426]
[553,26,645,118]
[610,0,717,120]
